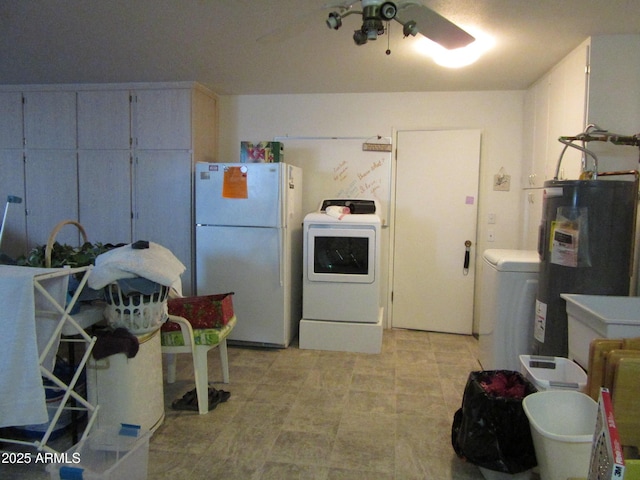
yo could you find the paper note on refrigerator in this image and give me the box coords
[222,166,248,199]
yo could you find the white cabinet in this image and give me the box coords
[523,39,588,189]
[25,150,79,247]
[0,150,26,259]
[134,151,192,292]
[78,90,131,149]
[22,91,79,248]
[0,93,25,258]
[521,34,640,249]
[0,92,23,149]
[78,150,132,245]
[133,89,192,150]
[77,90,133,245]
[0,83,217,294]
[585,35,640,173]
[23,91,76,149]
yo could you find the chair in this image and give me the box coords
[161,314,236,414]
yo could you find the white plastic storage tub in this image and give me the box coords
[519,355,587,392]
[47,425,151,480]
[522,390,597,480]
[562,294,640,368]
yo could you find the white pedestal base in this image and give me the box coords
[299,308,383,354]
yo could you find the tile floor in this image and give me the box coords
[2,329,489,479]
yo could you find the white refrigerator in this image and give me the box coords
[195,162,303,347]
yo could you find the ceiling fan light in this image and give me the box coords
[415,28,494,68]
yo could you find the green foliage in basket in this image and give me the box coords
[17,242,124,268]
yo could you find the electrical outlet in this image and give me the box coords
[487,230,495,242]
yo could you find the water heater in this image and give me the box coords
[533,179,637,358]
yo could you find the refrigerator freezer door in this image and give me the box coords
[196,225,290,346]
[195,163,283,227]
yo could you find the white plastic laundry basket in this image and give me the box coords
[522,390,597,480]
[104,282,169,334]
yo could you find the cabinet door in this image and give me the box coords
[531,77,550,187]
[133,151,192,294]
[79,151,132,245]
[78,90,131,149]
[521,189,543,251]
[133,89,191,150]
[23,91,76,149]
[25,150,79,248]
[0,92,23,148]
[0,150,27,258]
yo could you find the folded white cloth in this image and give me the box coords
[326,205,350,220]
[88,242,186,295]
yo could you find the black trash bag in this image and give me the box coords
[451,370,538,474]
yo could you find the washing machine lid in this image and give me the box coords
[483,249,540,272]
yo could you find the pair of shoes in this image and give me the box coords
[171,388,199,411]
[171,387,231,411]
[208,387,231,411]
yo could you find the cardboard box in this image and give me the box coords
[241,141,283,163]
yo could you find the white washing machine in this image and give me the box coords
[477,249,539,371]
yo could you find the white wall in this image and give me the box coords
[217,90,526,332]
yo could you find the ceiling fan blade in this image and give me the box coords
[396,4,474,49]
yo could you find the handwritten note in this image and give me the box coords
[277,137,392,221]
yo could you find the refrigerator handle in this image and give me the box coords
[279,227,285,287]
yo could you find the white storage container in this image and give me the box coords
[522,390,597,480]
[86,330,164,432]
[519,355,587,392]
[47,425,151,480]
[562,294,640,368]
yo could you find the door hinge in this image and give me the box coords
[391,291,394,302]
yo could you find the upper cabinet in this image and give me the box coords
[0,92,23,149]
[586,35,640,173]
[23,91,77,149]
[78,90,131,150]
[132,88,192,150]
[521,34,640,249]
[0,82,217,294]
[523,39,588,189]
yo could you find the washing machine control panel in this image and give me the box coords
[319,199,377,214]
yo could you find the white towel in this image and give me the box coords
[326,205,350,220]
[0,266,67,428]
[88,242,186,295]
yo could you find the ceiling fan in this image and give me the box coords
[324,0,475,50]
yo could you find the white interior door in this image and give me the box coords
[392,130,481,334]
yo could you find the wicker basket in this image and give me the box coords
[45,220,89,268]
[104,282,170,335]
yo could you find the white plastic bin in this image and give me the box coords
[47,425,150,480]
[519,355,587,392]
[522,390,597,480]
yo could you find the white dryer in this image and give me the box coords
[302,199,381,323]
[477,249,539,371]
[300,199,383,354]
